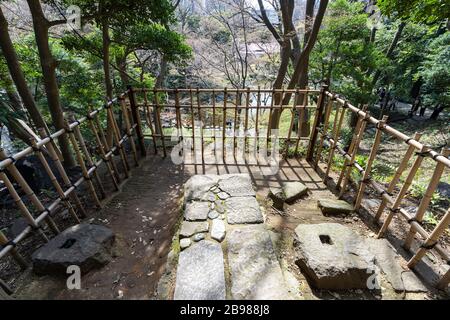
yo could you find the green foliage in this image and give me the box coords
[377,0,450,27]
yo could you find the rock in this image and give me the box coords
[184,175,219,202]
[282,182,308,202]
[8,217,28,239]
[208,210,220,219]
[318,199,354,215]
[268,187,285,210]
[193,233,205,242]
[204,192,216,202]
[293,223,375,289]
[218,174,255,197]
[184,201,210,221]
[227,225,290,299]
[401,271,427,293]
[214,201,226,213]
[226,197,264,225]
[179,221,209,238]
[174,241,226,300]
[211,219,226,242]
[217,192,230,200]
[437,182,450,198]
[180,238,192,250]
[32,224,115,276]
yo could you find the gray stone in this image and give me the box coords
[282,181,308,202]
[226,197,264,225]
[217,192,230,200]
[318,199,354,215]
[184,201,210,221]
[214,201,226,213]
[211,219,226,242]
[227,225,290,299]
[184,175,219,202]
[437,182,450,198]
[180,238,192,250]
[401,271,428,292]
[268,187,285,210]
[218,174,256,197]
[179,221,209,238]
[193,233,205,242]
[204,192,216,202]
[32,224,114,275]
[208,210,220,220]
[293,223,375,289]
[174,241,226,300]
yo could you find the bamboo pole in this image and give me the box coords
[307,85,328,161]
[408,207,450,268]
[106,104,130,177]
[377,145,430,238]
[286,88,300,145]
[143,90,158,155]
[189,88,196,161]
[153,88,167,158]
[119,98,139,167]
[0,171,48,242]
[222,88,228,161]
[64,120,102,208]
[69,116,106,199]
[338,111,370,198]
[403,147,450,250]
[174,89,184,158]
[326,102,351,182]
[295,89,309,155]
[233,89,239,157]
[147,88,317,94]
[211,89,216,156]
[196,88,204,163]
[354,116,389,209]
[30,137,80,224]
[314,95,334,168]
[322,101,342,181]
[127,86,146,156]
[244,88,250,155]
[37,128,87,217]
[0,149,59,235]
[255,87,260,153]
[0,229,29,269]
[374,132,422,221]
[266,89,275,154]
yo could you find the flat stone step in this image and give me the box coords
[174,240,226,300]
[227,225,291,299]
[317,199,354,215]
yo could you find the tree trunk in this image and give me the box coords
[26,0,76,167]
[0,6,48,131]
[101,16,115,147]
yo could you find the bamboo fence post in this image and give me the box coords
[286,88,300,145]
[354,115,389,209]
[0,230,29,269]
[106,104,130,176]
[374,132,422,221]
[64,120,102,209]
[119,98,139,167]
[338,110,370,198]
[244,88,250,155]
[324,101,347,181]
[0,171,48,242]
[403,147,450,250]
[295,89,309,155]
[222,88,228,161]
[337,105,368,188]
[189,88,196,160]
[143,90,158,155]
[255,86,260,153]
[174,89,184,158]
[323,101,342,180]
[127,86,146,156]
[307,85,328,161]
[407,207,450,268]
[30,138,81,224]
[314,95,334,169]
[211,89,216,155]
[233,89,239,157]
[153,88,167,158]
[0,149,59,235]
[266,89,275,154]
[37,129,87,217]
[87,108,121,185]
[69,116,106,199]
[377,145,430,238]
[196,88,204,163]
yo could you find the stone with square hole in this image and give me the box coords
[294,223,375,289]
[32,224,114,276]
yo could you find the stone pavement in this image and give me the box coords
[173,173,293,300]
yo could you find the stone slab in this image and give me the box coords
[174,240,226,300]
[179,221,209,238]
[294,223,375,289]
[32,224,114,275]
[211,219,226,242]
[227,225,290,299]
[282,182,308,202]
[184,175,219,202]
[184,201,210,221]
[218,174,255,197]
[318,199,354,215]
[226,196,264,225]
